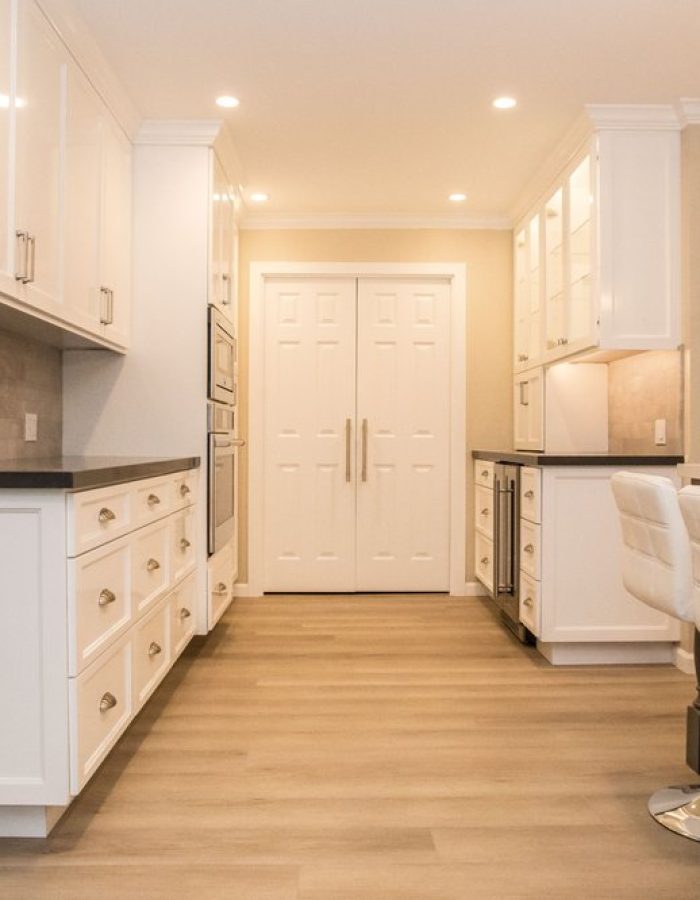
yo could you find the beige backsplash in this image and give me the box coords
[0,327,62,461]
[608,350,683,455]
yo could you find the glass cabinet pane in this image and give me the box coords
[514,229,528,364]
[544,189,564,350]
[568,156,593,343]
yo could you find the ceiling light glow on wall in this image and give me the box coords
[493,96,517,109]
[449,193,467,202]
[216,95,240,108]
[250,192,269,203]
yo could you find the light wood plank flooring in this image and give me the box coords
[1,594,699,898]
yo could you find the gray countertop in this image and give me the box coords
[0,456,200,490]
[472,450,684,467]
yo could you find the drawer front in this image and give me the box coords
[171,506,197,584]
[208,542,234,629]
[69,537,133,676]
[133,519,172,618]
[133,600,171,710]
[170,574,197,659]
[474,460,494,489]
[475,531,494,593]
[520,466,542,524]
[520,519,542,580]
[173,469,198,510]
[134,476,173,528]
[519,570,540,637]
[70,637,132,794]
[69,484,132,556]
[474,485,494,538]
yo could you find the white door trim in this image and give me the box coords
[248,261,468,597]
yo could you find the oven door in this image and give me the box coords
[208,310,237,405]
[208,433,236,555]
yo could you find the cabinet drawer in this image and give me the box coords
[133,600,171,710]
[68,536,133,675]
[474,460,494,489]
[70,637,132,794]
[171,506,197,584]
[69,483,132,555]
[208,542,234,629]
[170,574,197,659]
[519,570,540,637]
[520,519,542,580]
[173,469,198,510]
[133,476,173,528]
[133,518,172,618]
[520,466,542,524]
[475,532,494,594]
[474,485,494,538]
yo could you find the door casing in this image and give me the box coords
[248,261,468,596]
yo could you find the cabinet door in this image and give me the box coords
[0,0,11,290]
[514,369,544,451]
[566,155,596,348]
[220,186,236,320]
[63,62,102,335]
[99,115,131,348]
[513,228,529,370]
[208,154,225,310]
[544,187,565,357]
[14,0,66,314]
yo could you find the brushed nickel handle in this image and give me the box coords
[100,287,114,325]
[519,381,529,407]
[524,490,535,499]
[213,581,228,596]
[481,469,489,478]
[179,607,192,620]
[146,558,161,572]
[517,353,528,362]
[98,588,116,607]
[180,538,191,551]
[523,596,534,608]
[345,418,352,483]
[15,231,28,281]
[481,507,490,516]
[361,418,368,483]
[231,438,246,447]
[148,641,162,657]
[27,234,36,284]
[99,692,117,713]
[480,556,490,565]
[147,493,161,506]
[98,507,116,523]
[222,272,231,305]
[179,483,191,496]
[523,543,535,554]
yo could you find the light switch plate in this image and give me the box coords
[654,418,667,446]
[24,413,38,442]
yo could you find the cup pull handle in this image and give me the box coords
[99,692,117,713]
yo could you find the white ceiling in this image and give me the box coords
[73,0,700,223]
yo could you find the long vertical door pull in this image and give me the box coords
[345,418,352,482]
[361,418,368,482]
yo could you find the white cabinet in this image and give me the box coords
[513,215,542,373]
[0,0,10,287]
[208,540,235,628]
[513,367,544,451]
[209,153,237,324]
[99,115,131,347]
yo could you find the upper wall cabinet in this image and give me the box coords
[0,0,132,351]
[514,109,681,369]
[209,152,237,325]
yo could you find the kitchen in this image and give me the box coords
[1,0,700,896]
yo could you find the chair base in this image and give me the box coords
[648,786,700,841]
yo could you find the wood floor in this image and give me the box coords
[1,594,699,898]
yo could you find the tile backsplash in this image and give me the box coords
[0,327,62,460]
[608,350,683,455]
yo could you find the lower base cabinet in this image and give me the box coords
[208,540,235,628]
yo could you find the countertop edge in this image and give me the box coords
[471,450,684,467]
[0,457,201,491]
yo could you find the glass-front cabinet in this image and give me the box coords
[513,214,542,373]
[544,187,564,354]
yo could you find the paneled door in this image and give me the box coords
[356,279,450,590]
[264,277,358,591]
[263,275,451,592]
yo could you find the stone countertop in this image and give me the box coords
[0,456,200,490]
[472,450,684,467]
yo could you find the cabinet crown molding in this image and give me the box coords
[678,98,700,126]
[585,104,682,131]
[134,120,224,146]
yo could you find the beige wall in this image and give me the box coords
[236,228,513,584]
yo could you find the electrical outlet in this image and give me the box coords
[24,413,38,442]
[654,418,667,446]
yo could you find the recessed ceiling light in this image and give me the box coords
[449,193,467,203]
[493,96,517,110]
[216,95,240,109]
[250,192,269,203]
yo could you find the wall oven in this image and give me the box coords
[208,306,237,406]
[208,402,244,556]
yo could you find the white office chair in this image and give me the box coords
[611,472,700,841]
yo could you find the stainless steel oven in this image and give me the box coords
[208,306,237,406]
[208,402,244,556]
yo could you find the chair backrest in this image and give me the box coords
[678,485,700,628]
[610,472,694,622]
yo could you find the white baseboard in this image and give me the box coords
[460,581,489,598]
[233,582,260,598]
[674,645,696,675]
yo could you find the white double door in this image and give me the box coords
[264,275,451,592]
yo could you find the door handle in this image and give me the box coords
[15,231,28,282]
[519,381,529,407]
[26,235,36,284]
[345,418,352,483]
[361,418,368,482]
